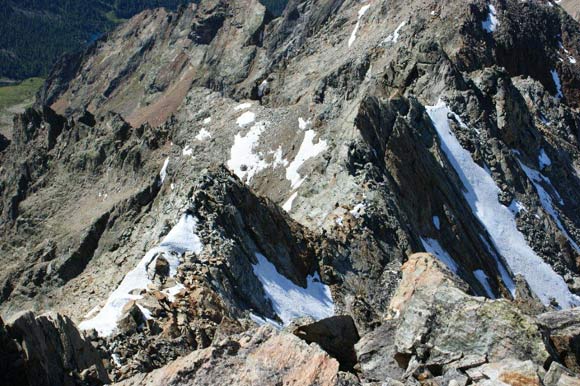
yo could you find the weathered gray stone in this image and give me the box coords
[3,311,109,386]
[537,308,580,373]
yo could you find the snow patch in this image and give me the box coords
[159,158,169,185]
[348,4,371,48]
[203,117,212,124]
[508,200,526,215]
[79,214,203,336]
[163,283,185,302]
[182,146,193,156]
[298,117,311,130]
[551,69,564,99]
[350,202,366,218]
[384,21,406,43]
[234,102,252,111]
[249,312,282,328]
[421,237,459,273]
[227,121,269,183]
[195,128,212,141]
[473,269,496,298]
[252,253,334,325]
[237,111,256,127]
[258,80,269,97]
[271,147,288,168]
[433,216,441,230]
[482,4,499,33]
[282,192,298,212]
[426,100,579,308]
[538,148,552,169]
[285,130,328,189]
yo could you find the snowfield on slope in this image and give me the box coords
[426,100,580,308]
[79,213,203,336]
[286,129,328,189]
[252,253,334,325]
[421,237,459,273]
[227,121,269,182]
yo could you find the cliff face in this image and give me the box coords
[2,0,580,385]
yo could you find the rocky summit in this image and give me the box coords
[2,0,580,385]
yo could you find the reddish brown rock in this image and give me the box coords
[116,325,344,386]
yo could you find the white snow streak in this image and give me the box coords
[286,130,328,189]
[79,214,203,336]
[473,269,496,298]
[252,253,334,325]
[551,69,564,99]
[282,192,298,212]
[159,158,169,185]
[271,147,288,168]
[426,101,579,308]
[421,237,459,273]
[433,216,441,230]
[350,202,366,218]
[482,4,499,33]
[258,80,269,97]
[348,4,371,48]
[384,21,406,43]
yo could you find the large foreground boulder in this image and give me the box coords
[356,253,551,385]
[115,325,353,386]
[0,311,109,386]
[537,308,580,373]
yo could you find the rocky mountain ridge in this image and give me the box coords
[2,0,580,385]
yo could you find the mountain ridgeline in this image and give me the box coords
[1,0,580,385]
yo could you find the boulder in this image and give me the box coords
[544,362,580,386]
[467,359,541,385]
[115,325,348,386]
[391,254,549,368]
[117,301,149,334]
[154,256,170,279]
[537,308,580,373]
[2,311,109,386]
[355,320,405,382]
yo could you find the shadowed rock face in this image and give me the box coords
[1,311,109,386]
[2,0,580,384]
[291,315,360,372]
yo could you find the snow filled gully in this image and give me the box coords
[251,253,334,327]
[79,213,203,336]
[426,100,580,308]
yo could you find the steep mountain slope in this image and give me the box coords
[2,0,580,385]
[0,0,192,80]
[0,0,290,81]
